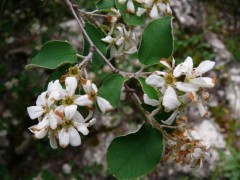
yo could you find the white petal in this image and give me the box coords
[181,56,193,74]
[109,16,117,23]
[68,127,81,146]
[72,111,85,123]
[65,77,77,97]
[89,118,96,126]
[64,105,77,120]
[143,94,160,106]
[91,83,98,93]
[27,106,44,119]
[74,95,93,106]
[146,74,165,87]
[96,96,113,113]
[116,27,124,37]
[197,98,208,117]
[47,80,64,95]
[47,91,61,106]
[49,111,58,130]
[195,60,215,76]
[127,0,135,13]
[35,128,48,139]
[173,64,182,77]
[163,86,181,111]
[49,132,57,149]
[136,7,146,16]
[192,148,203,159]
[166,3,172,14]
[83,80,93,94]
[55,105,64,113]
[176,82,199,92]
[110,46,123,58]
[160,59,172,69]
[75,123,89,135]
[190,77,215,88]
[101,36,115,44]
[150,5,158,19]
[116,37,125,46]
[58,128,69,148]
[155,71,167,76]
[189,130,202,140]
[85,110,93,122]
[36,92,47,107]
[36,116,49,130]
[161,110,178,125]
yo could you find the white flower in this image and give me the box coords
[82,80,114,113]
[27,91,59,120]
[52,77,93,120]
[57,108,96,148]
[163,86,181,111]
[53,108,96,148]
[102,25,137,59]
[174,57,215,90]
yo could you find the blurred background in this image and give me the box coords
[0,0,240,179]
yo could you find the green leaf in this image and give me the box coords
[84,23,107,67]
[138,16,173,66]
[115,0,147,26]
[107,124,164,179]
[137,77,158,100]
[98,74,127,108]
[26,41,77,70]
[97,0,114,10]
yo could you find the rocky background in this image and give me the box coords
[0,0,240,179]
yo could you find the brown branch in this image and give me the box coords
[64,0,151,78]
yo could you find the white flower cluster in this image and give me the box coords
[102,24,137,60]
[144,57,215,125]
[163,119,210,170]
[119,0,172,19]
[27,76,113,148]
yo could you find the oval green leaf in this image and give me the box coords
[84,23,107,67]
[138,16,173,66]
[26,41,77,70]
[115,0,147,26]
[137,77,158,100]
[98,74,127,108]
[97,0,115,10]
[107,124,164,179]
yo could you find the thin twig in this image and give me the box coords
[65,0,117,72]
[65,0,150,78]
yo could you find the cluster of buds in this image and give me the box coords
[163,118,210,170]
[144,57,215,125]
[119,0,172,19]
[102,24,137,60]
[27,67,113,148]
